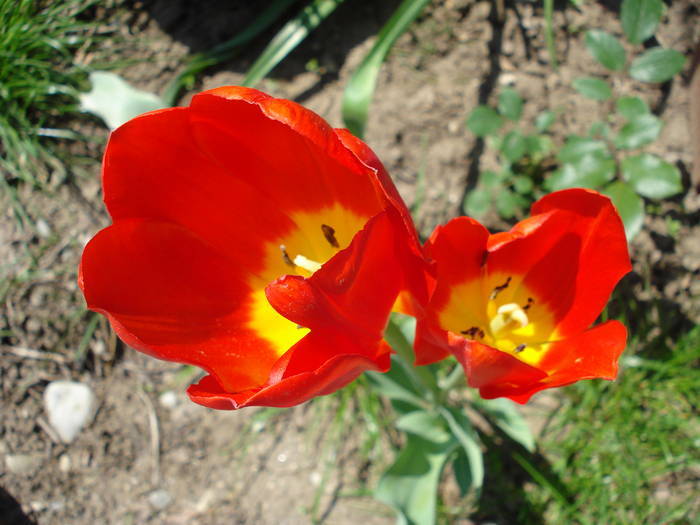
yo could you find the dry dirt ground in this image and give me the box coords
[1,0,699,523]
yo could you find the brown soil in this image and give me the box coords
[2,0,699,523]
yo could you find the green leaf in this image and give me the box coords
[629,48,686,83]
[474,398,535,452]
[440,407,484,491]
[584,30,626,71]
[467,105,503,137]
[616,96,650,120]
[375,435,456,525]
[572,77,612,101]
[498,88,524,121]
[495,190,527,219]
[513,175,534,194]
[365,356,425,407]
[501,130,527,162]
[603,181,645,239]
[342,0,431,137]
[535,110,555,132]
[614,114,663,149]
[463,188,491,217]
[588,121,610,139]
[243,0,344,88]
[525,135,553,156]
[396,411,451,443]
[621,153,683,199]
[79,71,166,130]
[621,0,663,44]
[481,170,502,189]
[546,155,615,191]
[557,136,611,163]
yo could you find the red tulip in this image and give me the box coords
[79,87,426,409]
[414,189,631,403]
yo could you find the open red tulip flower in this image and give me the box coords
[414,189,632,403]
[79,86,426,410]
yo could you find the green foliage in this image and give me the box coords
[584,30,626,71]
[342,0,432,138]
[615,96,650,120]
[603,181,644,239]
[621,153,683,199]
[629,48,687,83]
[572,77,612,101]
[620,0,664,44]
[464,88,555,220]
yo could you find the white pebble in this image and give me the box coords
[6,454,42,475]
[44,381,96,443]
[148,489,171,509]
[158,390,178,409]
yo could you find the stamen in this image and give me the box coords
[489,276,512,300]
[489,302,529,335]
[293,254,322,273]
[460,326,485,339]
[523,297,535,311]
[280,244,295,267]
[321,224,339,248]
[514,343,526,353]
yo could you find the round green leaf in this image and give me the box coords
[603,181,644,239]
[535,110,555,132]
[481,170,502,189]
[547,155,615,191]
[498,88,523,121]
[585,30,626,71]
[616,96,650,120]
[629,48,686,83]
[621,0,663,45]
[572,77,612,101]
[463,188,491,217]
[467,105,503,137]
[501,130,527,162]
[621,153,683,199]
[495,190,526,219]
[558,136,611,163]
[614,114,662,149]
[512,175,534,194]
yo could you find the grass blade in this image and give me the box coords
[341,0,431,138]
[242,0,345,88]
[543,0,558,70]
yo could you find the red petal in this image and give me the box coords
[79,219,278,391]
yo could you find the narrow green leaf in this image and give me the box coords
[629,48,686,83]
[584,30,626,71]
[614,114,662,149]
[440,407,484,491]
[535,110,555,132]
[498,88,524,121]
[375,435,456,525]
[474,398,536,452]
[396,411,451,443]
[463,188,492,217]
[572,76,612,101]
[616,96,650,120]
[243,0,344,88]
[621,0,663,44]
[342,0,431,137]
[501,130,527,162]
[603,181,645,239]
[365,357,426,407]
[467,105,503,137]
[621,153,683,199]
[79,71,166,130]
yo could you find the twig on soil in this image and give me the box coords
[137,386,161,486]
[2,344,69,364]
[37,416,61,443]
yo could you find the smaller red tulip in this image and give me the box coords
[414,189,632,403]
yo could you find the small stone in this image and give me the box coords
[6,454,43,475]
[158,390,178,409]
[58,454,72,473]
[44,381,96,443]
[36,219,51,238]
[148,489,171,510]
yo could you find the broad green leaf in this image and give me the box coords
[474,398,536,452]
[535,110,555,132]
[467,105,503,137]
[525,135,553,156]
[365,356,425,407]
[572,77,612,101]
[342,0,431,137]
[621,153,683,199]
[80,71,166,130]
[557,136,611,163]
[495,190,527,219]
[481,170,502,189]
[616,96,650,120]
[629,48,686,83]
[498,88,524,121]
[603,181,644,239]
[440,407,484,491]
[513,175,534,194]
[463,188,491,217]
[501,130,527,162]
[614,114,662,149]
[162,0,297,105]
[396,411,451,443]
[621,0,663,44]
[584,30,626,71]
[243,0,344,88]
[546,155,615,191]
[375,435,456,525]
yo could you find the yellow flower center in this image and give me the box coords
[489,302,530,336]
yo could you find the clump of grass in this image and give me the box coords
[528,326,700,524]
[0,0,98,185]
